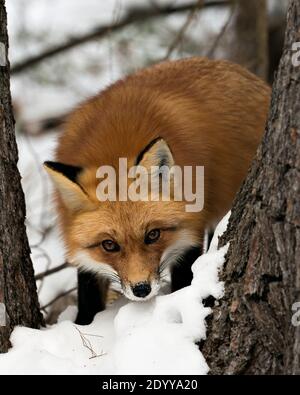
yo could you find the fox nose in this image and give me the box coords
[131,282,151,298]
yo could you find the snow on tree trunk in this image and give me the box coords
[0,0,43,353]
[202,0,300,375]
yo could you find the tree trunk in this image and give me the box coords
[0,0,44,353]
[227,0,268,80]
[202,0,300,375]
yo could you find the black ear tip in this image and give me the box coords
[43,161,83,183]
[44,160,54,169]
[135,137,166,165]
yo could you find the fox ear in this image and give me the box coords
[44,161,89,211]
[136,138,174,170]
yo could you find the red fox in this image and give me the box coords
[45,57,270,324]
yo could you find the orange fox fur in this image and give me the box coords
[45,57,270,306]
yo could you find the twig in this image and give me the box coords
[11,1,231,75]
[31,245,52,294]
[20,114,66,135]
[80,333,104,338]
[206,1,237,58]
[164,0,204,60]
[41,286,77,310]
[35,262,70,281]
[29,223,54,249]
[74,326,106,359]
[107,0,123,81]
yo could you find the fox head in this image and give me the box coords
[44,138,203,301]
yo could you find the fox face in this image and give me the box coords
[45,139,203,301]
[67,200,201,300]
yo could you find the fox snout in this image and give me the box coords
[131,282,152,298]
[122,278,161,302]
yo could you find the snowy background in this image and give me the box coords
[0,0,288,375]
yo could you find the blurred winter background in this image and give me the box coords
[6,0,288,323]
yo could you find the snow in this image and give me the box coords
[0,213,230,375]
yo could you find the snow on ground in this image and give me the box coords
[0,213,230,375]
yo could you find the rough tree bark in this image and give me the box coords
[202,0,300,374]
[0,0,44,353]
[227,0,268,80]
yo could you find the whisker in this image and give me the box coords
[103,273,122,283]
[105,274,122,283]
[108,278,121,285]
[159,247,192,274]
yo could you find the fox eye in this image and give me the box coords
[102,240,120,253]
[145,229,161,244]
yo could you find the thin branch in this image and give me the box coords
[41,286,77,310]
[80,333,104,338]
[74,326,106,359]
[164,0,205,60]
[206,1,237,57]
[11,1,230,75]
[35,262,70,281]
[20,114,66,136]
[28,223,54,248]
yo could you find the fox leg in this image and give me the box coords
[170,246,202,292]
[75,270,108,325]
[171,226,216,292]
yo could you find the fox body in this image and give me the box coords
[45,57,270,324]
